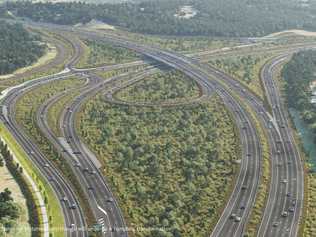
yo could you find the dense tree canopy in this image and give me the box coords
[282,50,316,139]
[0,188,20,232]
[79,71,240,236]
[4,0,316,37]
[0,21,45,75]
[115,70,200,103]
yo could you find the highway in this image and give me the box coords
[36,72,123,237]
[0,72,87,237]
[73,28,304,236]
[17,23,272,236]
[103,68,212,107]
[1,68,143,237]
[71,44,262,237]
[258,55,304,237]
[72,29,265,237]
[0,19,309,237]
[36,69,158,237]
[0,28,93,237]
[0,32,73,87]
[0,25,157,237]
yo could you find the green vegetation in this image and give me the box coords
[78,74,240,236]
[281,50,316,236]
[115,70,200,103]
[282,50,316,140]
[243,109,270,237]
[77,40,139,68]
[110,32,239,53]
[0,30,75,93]
[0,21,45,75]
[0,122,63,237]
[196,71,270,236]
[47,90,83,137]
[14,77,98,230]
[0,154,3,166]
[0,141,38,237]
[304,173,316,236]
[208,54,273,99]
[0,162,31,237]
[0,188,20,235]
[16,77,83,140]
[6,0,316,37]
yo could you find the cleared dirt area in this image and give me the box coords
[265,29,316,38]
[81,19,116,30]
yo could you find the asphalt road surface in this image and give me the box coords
[1,19,308,237]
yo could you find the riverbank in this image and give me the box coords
[290,109,316,171]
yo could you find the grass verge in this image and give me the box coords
[0,122,65,237]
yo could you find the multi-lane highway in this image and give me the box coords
[0,19,309,237]
[77,29,265,237]
[36,69,162,237]
[36,72,127,237]
[259,55,304,237]
[0,72,87,237]
[74,28,304,236]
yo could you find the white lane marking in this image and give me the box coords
[97,205,113,236]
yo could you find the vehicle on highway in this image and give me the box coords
[69,223,75,230]
[28,150,35,155]
[288,207,295,213]
[70,203,77,209]
[107,197,114,203]
[43,163,50,168]
[89,170,97,175]
[74,162,81,167]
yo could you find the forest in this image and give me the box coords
[0,21,45,75]
[282,50,316,139]
[115,70,200,103]
[78,71,240,236]
[78,40,139,68]
[208,54,272,99]
[4,0,316,37]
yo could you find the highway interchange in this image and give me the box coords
[0,20,311,237]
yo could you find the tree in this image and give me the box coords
[0,201,19,219]
[0,157,3,167]
[0,188,13,203]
